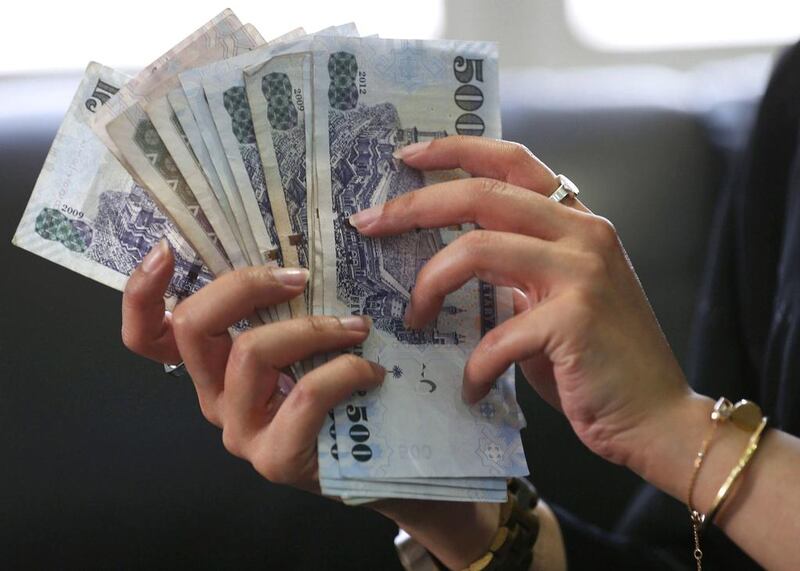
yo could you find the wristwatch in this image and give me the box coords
[394,478,540,571]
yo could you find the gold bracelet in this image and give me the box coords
[686,397,766,571]
[702,416,768,531]
[687,397,729,518]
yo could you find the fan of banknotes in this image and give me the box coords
[13,9,529,503]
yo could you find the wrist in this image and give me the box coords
[376,500,499,569]
[629,392,752,509]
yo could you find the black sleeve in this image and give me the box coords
[553,504,687,570]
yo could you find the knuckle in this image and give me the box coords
[228,330,260,372]
[170,303,192,338]
[289,379,321,411]
[122,271,147,302]
[459,228,493,253]
[305,315,337,334]
[233,266,279,291]
[509,141,534,163]
[221,427,245,458]
[479,326,503,354]
[384,189,418,220]
[439,134,465,150]
[338,353,373,379]
[253,454,288,485]
[474,177,507,200]
[197,395,221,427]
[120,325,145,355]
[586,216,619,251]
[579,252,609,282]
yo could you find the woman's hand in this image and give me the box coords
[120,244,384,492]
[120,244,511,569]
[350,135,691,472]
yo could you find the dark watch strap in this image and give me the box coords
[429,477,540,571]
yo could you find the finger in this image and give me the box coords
[512,288,530,315]
[172,266,308,412]
[462,299,563,404]
[250,354,385,485]
[395,136,559,194]
[395,136,590,213]
[222,315,373,441]
[121,239,181,364]
[405,231,578,329]
[509,288,561,409]
[349,177,581,240]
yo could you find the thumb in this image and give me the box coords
[121,239,181,363]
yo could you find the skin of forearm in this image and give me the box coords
[531,501,567,571]
[631,392,800,571]
[376,497,566,570]
[376,500,501,569]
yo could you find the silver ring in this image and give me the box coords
[163,361,188,377]
[549,174,580,203]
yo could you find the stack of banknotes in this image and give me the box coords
[13,9,528,504]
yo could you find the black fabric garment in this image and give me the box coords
[555,40,800,570]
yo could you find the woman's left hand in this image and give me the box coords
[349,135,691,472]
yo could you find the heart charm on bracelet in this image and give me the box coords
[712,397,763,431]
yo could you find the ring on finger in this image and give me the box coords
[549,174,580,203]
[163,361,188,377]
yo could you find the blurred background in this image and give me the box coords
[1,1,797,568]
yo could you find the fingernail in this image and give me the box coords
[349,204,383,230]
[273,267,309,287]
[393,140,431,160]
[277,372,296,396]
[339,314,372,332]
[141,238,169,273]
[369,361,386,380]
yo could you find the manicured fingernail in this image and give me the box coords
[340,314,372,332]
[369,361,386,380]
[141,238,169,273]
[273,267,309,287]
[349,204,383,230]
[277,372,296,396]
[393,140,431,160]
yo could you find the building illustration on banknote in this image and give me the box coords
[330,101,478,346]
[34,185,211,301]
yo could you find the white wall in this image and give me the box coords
[442,0,787,70]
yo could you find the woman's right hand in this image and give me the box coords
[120,239,385,492]
[120,241,514,570]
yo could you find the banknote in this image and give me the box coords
[312,37,527,479]
[178,66,262,267]
[186,26,353,241]
[13,62,212,308]
[177,28,307,269]
[167,87,248,259]
[147,95,249,269]
[105,25,266,276]
[317,406,507,501]
[245,53,313,319]
[142,20,271,270]
[205,71,283,270]
[91,9,242,165]
[198,27,355,320]
[14,18,529,502]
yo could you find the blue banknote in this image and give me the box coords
[312,37,528,480]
